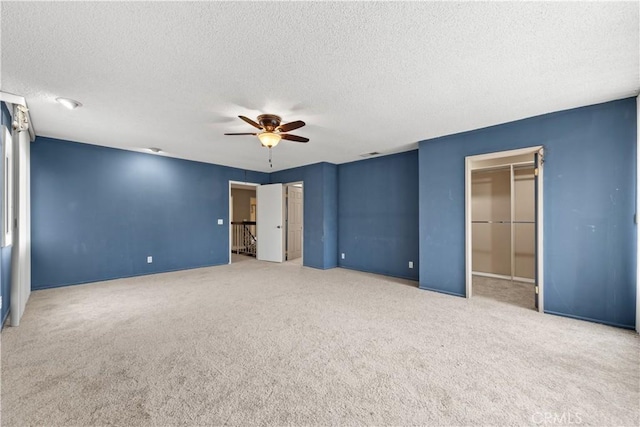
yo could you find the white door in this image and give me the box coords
[9,127,31,326]
[257,183,284,262]
[287,186,303,260]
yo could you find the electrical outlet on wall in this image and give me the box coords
[217,219,224,225]
[409,261,414,269]
[341,253,345,259]
[147,256,153,264]
[0,296,2,309]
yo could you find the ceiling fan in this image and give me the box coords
[224,114,309,148]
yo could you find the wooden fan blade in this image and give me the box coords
[277,120,305,133]
[224,133,257,136]
[239,115,263,130]
[281,133,309,143]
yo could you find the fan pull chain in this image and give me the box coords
[268,147,273,168]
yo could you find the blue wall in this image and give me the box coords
[0,103,12,324]
[322,163,338,269]
[27,97,639,329]
[419,98,637,328]
[338,151,419,280]
[31,138,269,289]
[270,162,338,269]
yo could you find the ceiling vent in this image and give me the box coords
[360,151,381,158]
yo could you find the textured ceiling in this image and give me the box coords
[1,1,638,172]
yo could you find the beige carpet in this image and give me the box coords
[1,259,638,426]
[231,253,255,264]
[473,275,536,311]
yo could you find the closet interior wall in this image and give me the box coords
[471,155,535,283]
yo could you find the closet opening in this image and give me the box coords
[284,182,303,264]
[465,146,544,312]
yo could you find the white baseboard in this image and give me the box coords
[472,271,535,284]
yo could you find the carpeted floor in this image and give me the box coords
[473,275,536,310]
[1,259,638,426]
[231,253,257,264]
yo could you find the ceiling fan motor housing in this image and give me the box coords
[257,114,282,132]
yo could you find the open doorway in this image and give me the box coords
[229,181,304,265]
[465,146,544,312]
[229,181,259,264]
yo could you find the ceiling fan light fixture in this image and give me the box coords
[56,97,82,110]
[258,132,281,148]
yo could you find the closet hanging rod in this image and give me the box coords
[472,220,535,224]
[471,161,534,173]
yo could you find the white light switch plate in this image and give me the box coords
[218,219,224,225]
[147,256,153,263]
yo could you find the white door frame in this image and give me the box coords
[229,180,260,264]
[465,145,545,313]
